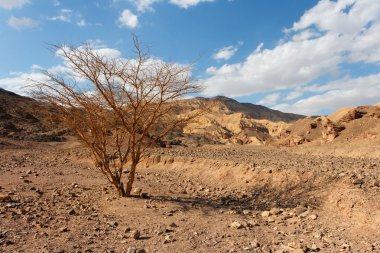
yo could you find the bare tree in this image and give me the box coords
[32,36,202,197]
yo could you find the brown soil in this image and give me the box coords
[1,138,379,253]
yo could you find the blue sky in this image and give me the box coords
[0,0,380,115]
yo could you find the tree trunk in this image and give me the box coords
[125,162,137,197]
[113,178,126,197]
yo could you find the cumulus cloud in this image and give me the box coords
[213,45,239,61]
[0,72,48,95]
[169,0,214,9]
[118,9,138,28]
[48,9,73,23]
[0,42,187,96]
[273,74,380,115]
[0,0,29,10]
[7,16,37,30]
[201,0,380,114]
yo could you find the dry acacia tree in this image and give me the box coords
[32,36,202,197]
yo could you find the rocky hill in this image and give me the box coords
[0,89,305,145]
[171,96,304,145]
[0,88,65,141]
[272,104,380,148]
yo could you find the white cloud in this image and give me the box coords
[273,74,380,115]
[285,90,303,101]
[206,66,217,74]
[49,9,73,23]
[118,9,138,28]
[0,0,29,10]
[76,19,86,27]
[7,16,37,30]
[0,42,189,97]
[131,0,160,12]
[121,0,215,12]
[169,0,214,9]
[0,72,49,95]
[202,0,380,101]
[257,93,281,106]
[213,45,239,61]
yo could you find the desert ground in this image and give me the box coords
[1,137,379,253]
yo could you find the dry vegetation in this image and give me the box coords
[31,36,201,197]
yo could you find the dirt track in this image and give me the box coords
[1,139,380,252]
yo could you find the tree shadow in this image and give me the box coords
[145,176,335,213]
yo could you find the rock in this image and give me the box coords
[310,244,319,251]
[270,207,281,215]
[309,214,318,220]
[127,247,136,253]
[242,210,251,215]
[0,193,11,202]
[247,219,259,227]
[59,227,68,233]
[68,209,76,215]
[352,179,364,185]
[288,242,303,250]
[164,234,175,244]
[229,221,244,229]
[293,206,308,215]
[136,250,146,253]
[133,188,142,195]
[130,230,140,240]
[168,222,178,228]
[251,240,260,248]
[261,211,271,217]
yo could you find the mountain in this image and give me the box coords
[194,96,304,122]
[0,88,65,141]
[170,96,305,145]
[0,89,305,145]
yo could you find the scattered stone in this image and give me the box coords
[0,193,11,202]
[133,188,142,195]
[261,211,270,218]
[352,179,364,185]
[164,234,175,244]
[293,206,308,215]
[59,227,68,233]
[130,230,140,240]
[309,214,318,220]
[270,207,281,215]
[168,222,178,228]
[127,247,137,253]
[68,209,76,215]
[250,240,260,248]
[229,221,244,229]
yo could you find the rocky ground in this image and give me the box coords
[1,139,380,253]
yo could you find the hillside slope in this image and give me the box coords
[0,88,65,141]
[0,89,305,145]
[173,96,304,145]
[272,105,380,149]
